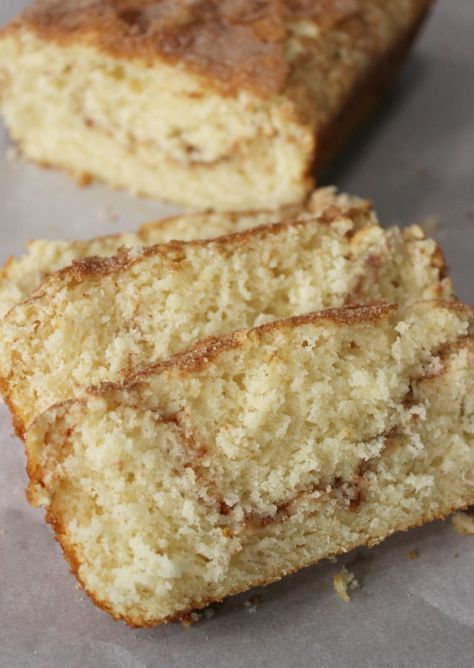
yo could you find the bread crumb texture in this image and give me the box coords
[0,201,451,433]
[333,566,359,602]
[24,301,474,626]
[0,1,433,208]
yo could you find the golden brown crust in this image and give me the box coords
[31,388,474,628]
[134,301,397,376]
[153,299,474,373]
[35,358,472,625]
[6,300,394,440]
[28,301,474,423]
[7,299,473,441]
[0,199,315,289]
[314,1,433,173]
[133,499,474,627]
[125,301,473,382]
[0,191,369,302]
[136,195,331,238]
[40,482,474,627]
[0,256,15,283]
[3,1,434,101]
[6,0,361,97]
[0,1,434,205]
[2,383,32,441]
[31,204,369,288]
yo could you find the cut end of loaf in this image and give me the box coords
[0,28,313,209]
[0,1,434,208]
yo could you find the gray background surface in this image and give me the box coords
[0,1,473,667]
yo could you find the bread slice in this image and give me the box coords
[0,0,433,210]
[0,205,450,435]
[0,187,365,319]
[25,300,474,626]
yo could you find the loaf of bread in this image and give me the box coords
[0,0,433,210]
[25,301,474,626]
[0,204,450,435]
[0,187,366,319]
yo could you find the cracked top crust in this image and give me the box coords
[4,0,367,96]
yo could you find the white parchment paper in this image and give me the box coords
[0,1,473,666]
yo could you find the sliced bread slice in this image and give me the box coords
[0,187,365,319]
[0,206,450,434]
[26,300,474,626]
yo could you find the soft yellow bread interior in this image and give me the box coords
[0,188,365,319]
[0,209,450,433]
[26,302,474,626]
[0,32,312,210]
[0,1,432,209]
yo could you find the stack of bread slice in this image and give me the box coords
[0,188,472,626]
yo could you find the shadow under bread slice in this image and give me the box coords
[0,187,366,319]
[0,203,450,435]
[25,300,474,626]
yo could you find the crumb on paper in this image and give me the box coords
[244,594,262,614]
[181,613,196,628]
[333,566,359,603]
[76,172,93,187]
[418,215,441,235]
[244,599,258,614]
[181,607,215,627]
[452,511,474,536]
[408,549,419,560]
